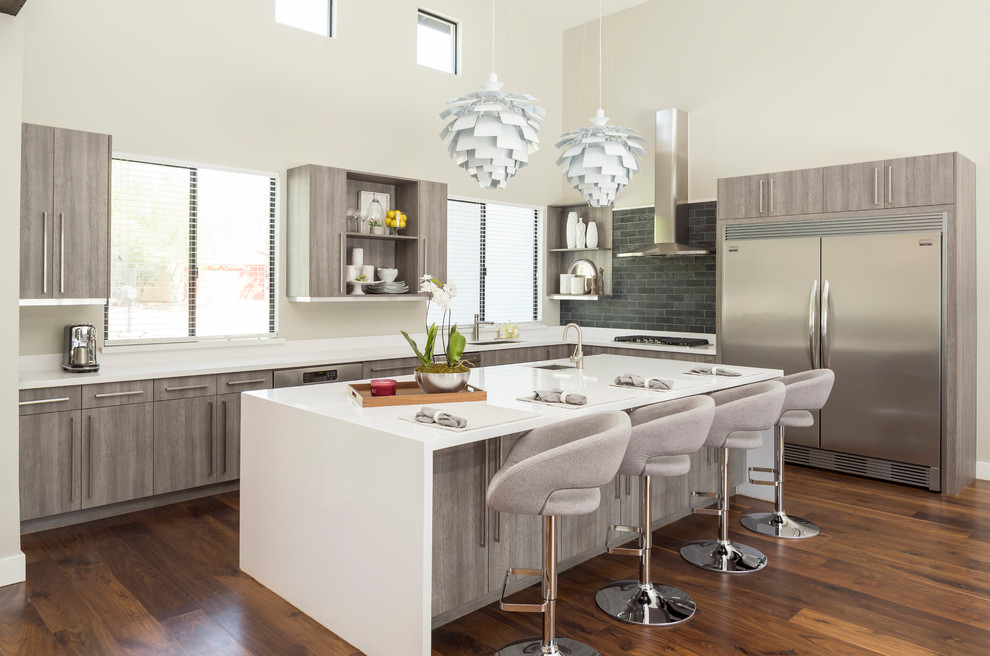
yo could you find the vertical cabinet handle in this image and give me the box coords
[481,440,489,548]
[339,234,346,295]
[423,237,429,278]
[494,438,502,543]
[87,414,93,500]
[809,279,819,369]
[615,475,621,499]
[59,213,65,294]
[68,415,74,502]
[758,180,764,213]
[769,179,775,214]
[887,166,893,204]
[873,168,880,205]
[822,280,831,369]
[221,400,228,475]
[625,474,631,496]
[42,211,48,294]
[209,401,215,475]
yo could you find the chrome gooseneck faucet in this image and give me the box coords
[473,313,494,341]
[562,323,584,369]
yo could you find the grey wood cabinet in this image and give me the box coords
[480,344,572,367]
[717,174,768,220]
[823,160,886,212]
[19,410,81,521]
[885,153,954,208]
[153,397,218,494]
[217,392,241,483]
[286,164,447,301]
[582,344,716,364]
[718,168,823,220]
[546,203,614,299]
[363,356,423,379]
[82,403,154,509]
[20,123,110,302]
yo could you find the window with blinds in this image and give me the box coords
[439,199,542,328]
[106,158,277,344]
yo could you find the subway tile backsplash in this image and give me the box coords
[558,202,716,333]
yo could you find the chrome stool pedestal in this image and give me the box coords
[740,424,820,539]
[497,516,602,656]
[596,476,696,625]
[680,446,767,573]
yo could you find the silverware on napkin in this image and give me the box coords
[416,406,468,428]
[532,388,588,405]
[686,366,742,377]
[613,374,674,390]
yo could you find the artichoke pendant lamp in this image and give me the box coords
[439,0,544,189]
[556,1,645,207]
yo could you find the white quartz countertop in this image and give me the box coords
[18,326,716,390]
[245,354,776,452]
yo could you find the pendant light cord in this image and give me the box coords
[598,0,603,112]
[491,0,496,75]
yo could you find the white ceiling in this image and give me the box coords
[511,0,654,32]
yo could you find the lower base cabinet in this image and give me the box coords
[19,411,81,521]
[217,393,241,483]
[83,404,154,508]
[154,397,218,494]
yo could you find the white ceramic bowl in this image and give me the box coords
[377,268,399,283]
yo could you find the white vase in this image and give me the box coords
[586,221,599,248]
[351,248,364,268]
[565,212,578,248]
[575,217,586,249]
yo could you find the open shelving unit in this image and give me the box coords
[546,203,613,300]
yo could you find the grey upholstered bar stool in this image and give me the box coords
[488,411,632,656]
[680,380,785,574]
[741,369,835,539]
[596,395,716,626]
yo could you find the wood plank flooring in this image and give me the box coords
[1,466,987,655]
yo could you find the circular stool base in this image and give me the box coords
[680,540,767,573]
[595,580,696,626]
[495,636,601,656]
[741,511,820,539]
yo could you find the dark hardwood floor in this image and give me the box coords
[1,466,987,655]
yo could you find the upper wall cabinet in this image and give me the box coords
[286,165,446,301]
[823,153,955,212]
[717,168,823,220]
[20,123,110,305]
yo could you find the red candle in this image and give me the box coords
[370,378,397,396]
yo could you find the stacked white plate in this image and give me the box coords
[367,280,409,294]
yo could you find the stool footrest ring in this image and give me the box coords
[499,568,547,614]
[604,523,644,554]
[692,507,722,516]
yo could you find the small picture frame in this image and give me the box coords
[359,191,390,218]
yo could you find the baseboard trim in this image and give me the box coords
[0,551,26,588]
[977,461,990,481]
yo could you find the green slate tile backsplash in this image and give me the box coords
[558,202,716,333]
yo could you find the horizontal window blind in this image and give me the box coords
[433,200,482,329]
[107,159,276,344]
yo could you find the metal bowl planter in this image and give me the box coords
[415,370,471,394]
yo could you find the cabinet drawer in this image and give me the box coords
[218,370,273,393]
[19,386,81,416]
[154,374,217,400]
[363,357,422,379]
[83,380,153,408]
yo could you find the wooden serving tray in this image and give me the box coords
[347,381,487,407]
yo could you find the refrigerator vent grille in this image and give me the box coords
[784,444,937,490]
[724,213,946,240]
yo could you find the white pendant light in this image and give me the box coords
[555,1,644,207]
[440,0,544,189]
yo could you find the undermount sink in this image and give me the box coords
[469,340,521,345]
[530,363,576,371]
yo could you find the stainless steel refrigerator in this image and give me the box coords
[720,222,943,490]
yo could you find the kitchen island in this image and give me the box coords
[239,354,781,656]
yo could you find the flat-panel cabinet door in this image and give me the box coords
[768,168,823,216]
[419,181,447,283]
[884,154,954,208]
[20,123,55,300]
[720,237,822,447]
[820,233,942,466]
[718,174,768,220]
[19,410,81,520]
[432,441,489,617]
[154,397,218,494]
[217,392,241,483]
[82,404,154,508]
[823,161,885,212]
[53,128,110,300]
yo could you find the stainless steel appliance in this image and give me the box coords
[614,335,710,347]
[720,214,944,490]
[61,324,100,373]
[273,363,364,388]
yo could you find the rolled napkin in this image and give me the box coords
[531,388,588,405]
[686,366,742,377]
[415,406,468,428]
[613,374,674,390]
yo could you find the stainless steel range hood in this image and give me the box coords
[617,109,711,257]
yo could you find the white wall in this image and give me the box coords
[0,13,26,587]
[562,0,988,464]
[17,0,566,354]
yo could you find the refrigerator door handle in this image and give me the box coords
[821,280,831,369]
[809,279,819,368]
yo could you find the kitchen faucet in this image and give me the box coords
[562,323,584,369]
[473,313,494,341]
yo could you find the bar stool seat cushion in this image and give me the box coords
[723,430,763,450]
[704,382,786,449]
[644,454,691,477]
[778,370,835,415]
[780,409,814,428]
[487,411,631,517]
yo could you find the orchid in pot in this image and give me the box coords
[401,275,472,393]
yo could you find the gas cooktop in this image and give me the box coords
[614,335,711,347]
